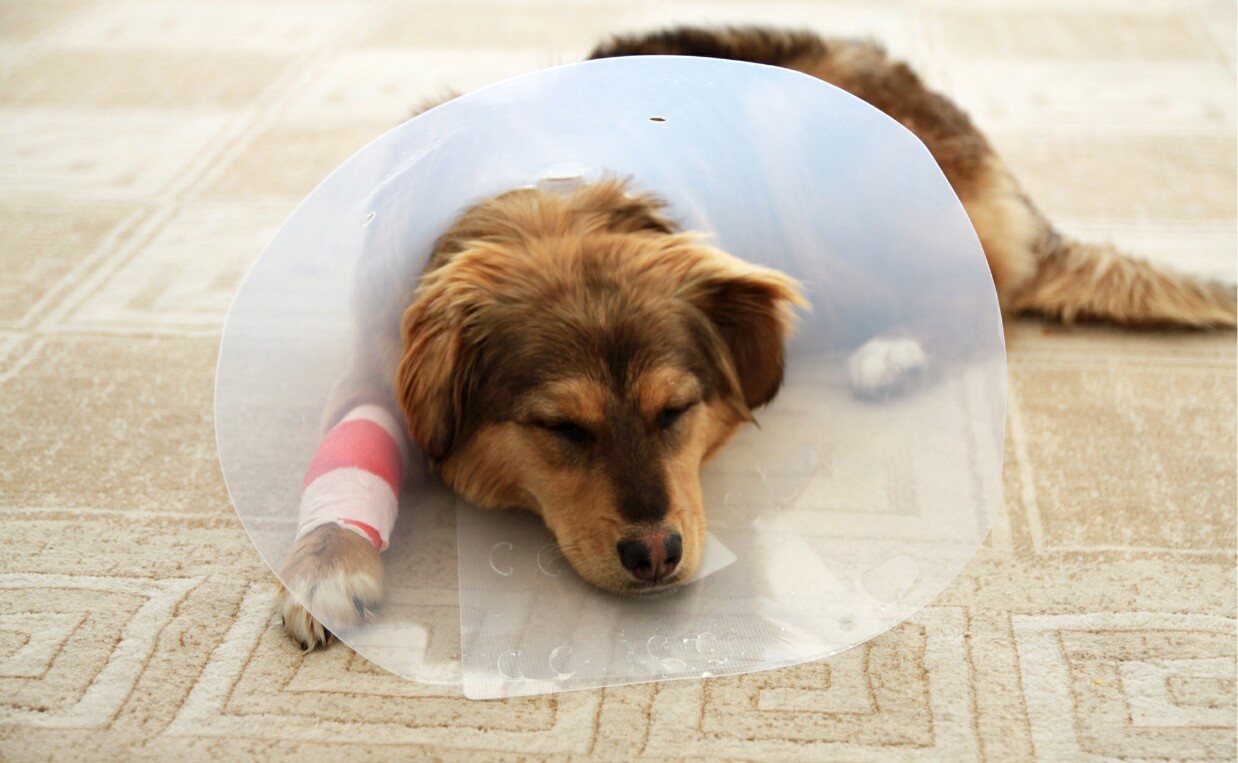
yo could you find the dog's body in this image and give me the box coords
[277,26,1237,650]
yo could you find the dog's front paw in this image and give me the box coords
[276,524,383,651]
[848,336,928,400]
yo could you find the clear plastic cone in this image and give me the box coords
[216,56,1005,699]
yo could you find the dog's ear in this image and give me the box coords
[394,266,482,463]
[670,241,807,411]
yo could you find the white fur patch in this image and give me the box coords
[280,568,382,650]
[848,337,928,397]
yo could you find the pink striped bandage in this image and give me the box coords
[297,404,410,552]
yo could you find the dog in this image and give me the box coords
[277,26,1237,650]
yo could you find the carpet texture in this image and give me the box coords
[1,0,1235,760]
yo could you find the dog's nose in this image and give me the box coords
[617,531,682,582]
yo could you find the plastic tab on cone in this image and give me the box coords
[215,56,1005,699]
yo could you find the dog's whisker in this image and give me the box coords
[541,544,568,562]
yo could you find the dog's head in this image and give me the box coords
[396,184,804,593]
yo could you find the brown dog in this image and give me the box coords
[396,181,804,593]
[277,26,1236,650]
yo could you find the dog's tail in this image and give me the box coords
[1010,233,1237,328]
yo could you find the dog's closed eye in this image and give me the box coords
[535,420,594,447]
[656,402,696,431]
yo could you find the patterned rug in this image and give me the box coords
[1,0,1234,759]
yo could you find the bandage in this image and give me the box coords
[296,404,409,551]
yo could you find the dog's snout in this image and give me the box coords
[617,531,682,582]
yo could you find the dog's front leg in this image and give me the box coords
[277,403,406,650]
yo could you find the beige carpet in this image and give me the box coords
[1,0,1235,760]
